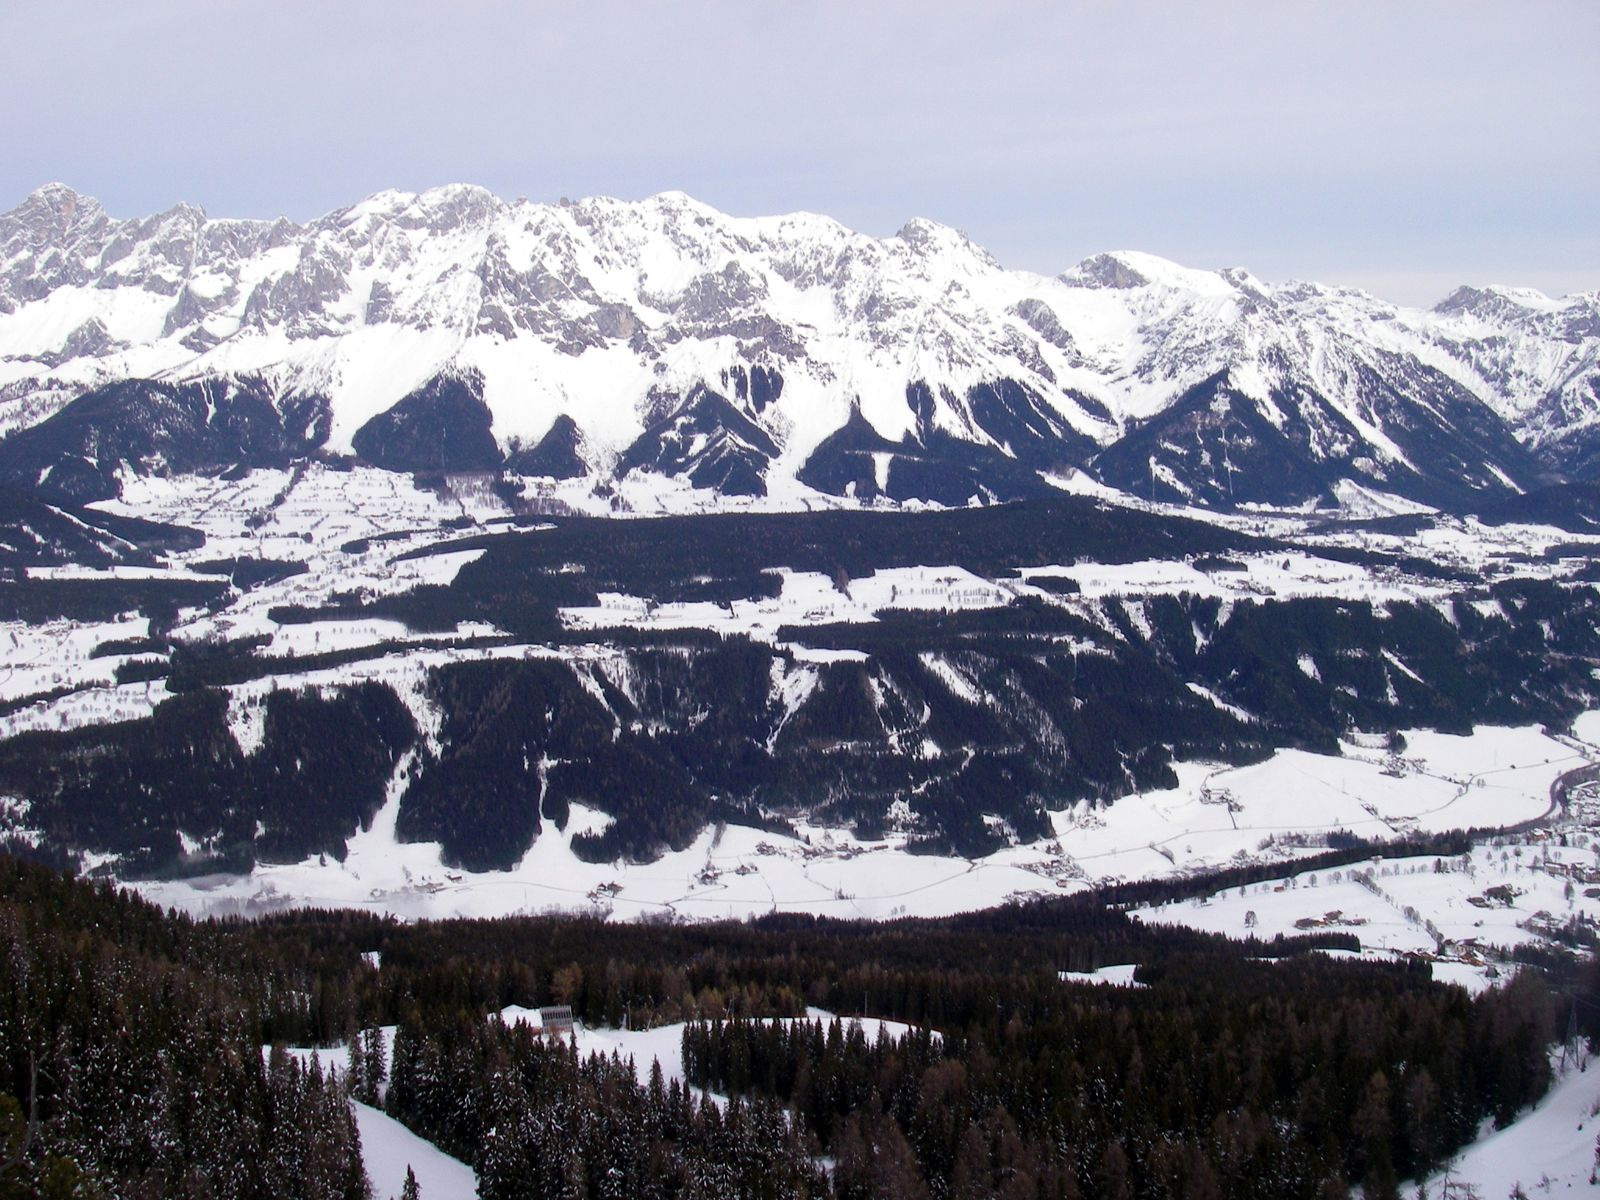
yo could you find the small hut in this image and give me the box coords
[539,1005,575,1041]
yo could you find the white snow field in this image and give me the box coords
[1123,729,1600,996]
[1133,827,1599,997]
[1058,964,1146,988]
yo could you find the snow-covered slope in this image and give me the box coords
[0,183,1596,508]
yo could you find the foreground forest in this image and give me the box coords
[0,853,1585,1199]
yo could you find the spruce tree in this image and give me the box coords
[364,1028,388,1100]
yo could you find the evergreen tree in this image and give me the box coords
[365,1027,389,1100]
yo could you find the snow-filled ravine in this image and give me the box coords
[267,1033,477,1200]
[1409,1050,1600,1197]
[353,1102,478,1200]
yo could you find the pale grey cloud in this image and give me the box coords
[1,0,1594,305]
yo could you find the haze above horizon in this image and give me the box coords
[3,0,1595,307]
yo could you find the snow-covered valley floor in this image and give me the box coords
[139,718,1591,974]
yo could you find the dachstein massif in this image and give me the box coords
[3,180,1598,509]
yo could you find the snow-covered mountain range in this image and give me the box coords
[1,182,1596,510]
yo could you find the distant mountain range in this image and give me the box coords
[1,182,1595,510]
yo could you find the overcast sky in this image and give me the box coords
[3,1,1595,305]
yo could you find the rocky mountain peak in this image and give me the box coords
[894,217,998,269]
[1062,251,1154,290]
[3,183,108,251]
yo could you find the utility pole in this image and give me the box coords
[1560,998,1580,1071]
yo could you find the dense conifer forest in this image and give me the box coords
[0,858,367,1198]
[1,853,1584,1197]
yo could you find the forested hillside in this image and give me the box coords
[7,570,1600,877]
